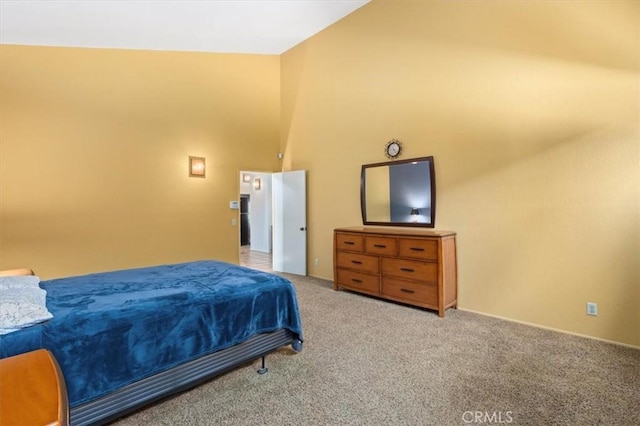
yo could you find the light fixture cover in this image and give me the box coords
[242,173,251,182]
[189,156,205,178]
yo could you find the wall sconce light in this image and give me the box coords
[189,156,205,178]
[253,178,261,190]
[242,173,251,182]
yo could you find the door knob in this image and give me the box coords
[299,227,307,231]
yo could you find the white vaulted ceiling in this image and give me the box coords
[0,0,370,54]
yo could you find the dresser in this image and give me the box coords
[333,226,457,317]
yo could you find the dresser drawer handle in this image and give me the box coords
[400,288,415,294]
[343,241,355,245]
[410,247,425,252]
[351,260,363,265]
[351,278,363,283]
[400,267,415,273]
[373,244,387,248]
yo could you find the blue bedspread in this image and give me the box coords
[0,261,303,407]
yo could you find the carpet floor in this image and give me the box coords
[112,274,640,425]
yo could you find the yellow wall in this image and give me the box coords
[281,0,640,346]
[365,165,390,222]
[0,45,281,278]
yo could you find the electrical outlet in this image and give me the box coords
[314,258,319,266]
[586,302,598,316]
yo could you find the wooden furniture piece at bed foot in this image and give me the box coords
[334,226,457,317]
[0,349,69,426]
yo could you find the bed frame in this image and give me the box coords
[71,329,297,425]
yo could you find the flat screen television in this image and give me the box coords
[360,156,436,228]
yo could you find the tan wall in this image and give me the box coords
[0,45,281,278]
[281,0,640,346]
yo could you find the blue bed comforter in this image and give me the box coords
[0,260,303,407]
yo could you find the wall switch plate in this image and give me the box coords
[586,302,598,316]
[314,258,319,266]
[231,218,237,226]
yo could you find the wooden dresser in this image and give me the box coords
[333,226,457,317]
[0,349,69,426]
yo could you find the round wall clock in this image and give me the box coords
[385,139,402,159]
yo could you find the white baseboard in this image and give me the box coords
[457,307,640,350]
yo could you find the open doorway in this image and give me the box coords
[238,170,307,275]
[239,171,273,272]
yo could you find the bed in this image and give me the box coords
[0,260,303,425]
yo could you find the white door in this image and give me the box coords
[272,170,307,275]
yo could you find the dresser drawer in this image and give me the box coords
[336,269,379,294]
[398,238,438,260]
[382,277,438,307]
[365,236,397,256]
[335,233,364,252]
[336,252,379,274]
[381,258,437,282]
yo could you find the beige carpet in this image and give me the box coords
[113,274,640,425]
